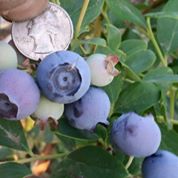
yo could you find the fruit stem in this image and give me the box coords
[75,0,90,39]
[146,17,167,67]
[1,153,67,164]
[125,156,134,170]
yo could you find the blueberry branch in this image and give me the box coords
[75,0,90,39]
[146,17,167,67]
[1,153,67,164]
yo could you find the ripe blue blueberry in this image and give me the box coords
[0,69,40,120]
[111,112,161,157]
[87,54,119,87]
[65,87,110,130]
[0,41,17,69]
[36,50,91,104]
[142,150,178,178]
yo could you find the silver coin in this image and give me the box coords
[12,2,73,61]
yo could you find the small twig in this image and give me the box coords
[146,17,167,66]
[75,0,90,39]
[0,153,67,164]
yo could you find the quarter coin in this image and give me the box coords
[12,3,73,61]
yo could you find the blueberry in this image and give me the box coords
[33,95,64,121]
[87,54,119,86]
[65,87,110,130]
[142,150,178,178]
[0,69,40,120]
[111,112,161,157]
[36,50,91,104]
[0,41,17,70]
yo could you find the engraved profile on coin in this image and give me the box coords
[12,3,73,61]
[26,10,60,54]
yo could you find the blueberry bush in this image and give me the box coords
[1,0,178,178]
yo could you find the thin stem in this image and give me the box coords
[75,0,90,39]
[125,156,134,170]
[170,87,176,121]
[102,1,111,24]
[102,11,111,24]
[171,120,178,125]
[146,17,167,67]
[122,63,141,82]
[80,45,88,55]
[123,78,135,83]
[0,153,67,164]
[109,103,115,118]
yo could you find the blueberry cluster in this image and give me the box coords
[0,41,118,126]
[1,41,176,178]
[111,113,178,178]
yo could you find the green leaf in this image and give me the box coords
[103,76,123,117]
[95,124,108,141]
[95,46,115,55]
[103,76,123,104]
[144,67,178,84]
[51,146,128,178]
[80,37,107,47]
[106,0,146,27]
[55,118,98,141]
[122,63,141,81]
[107,24,121,50]
[146,11,178,20]
[60,0,104,34]
[0,163,31,178]
[158,88,169,122]
[0,147,12,160]
[125,50,156,74]
[157,0,178,53]
[120,39,147,55]
[160,124,178,155]
[116,82,160,113]
[0,119,28,151]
